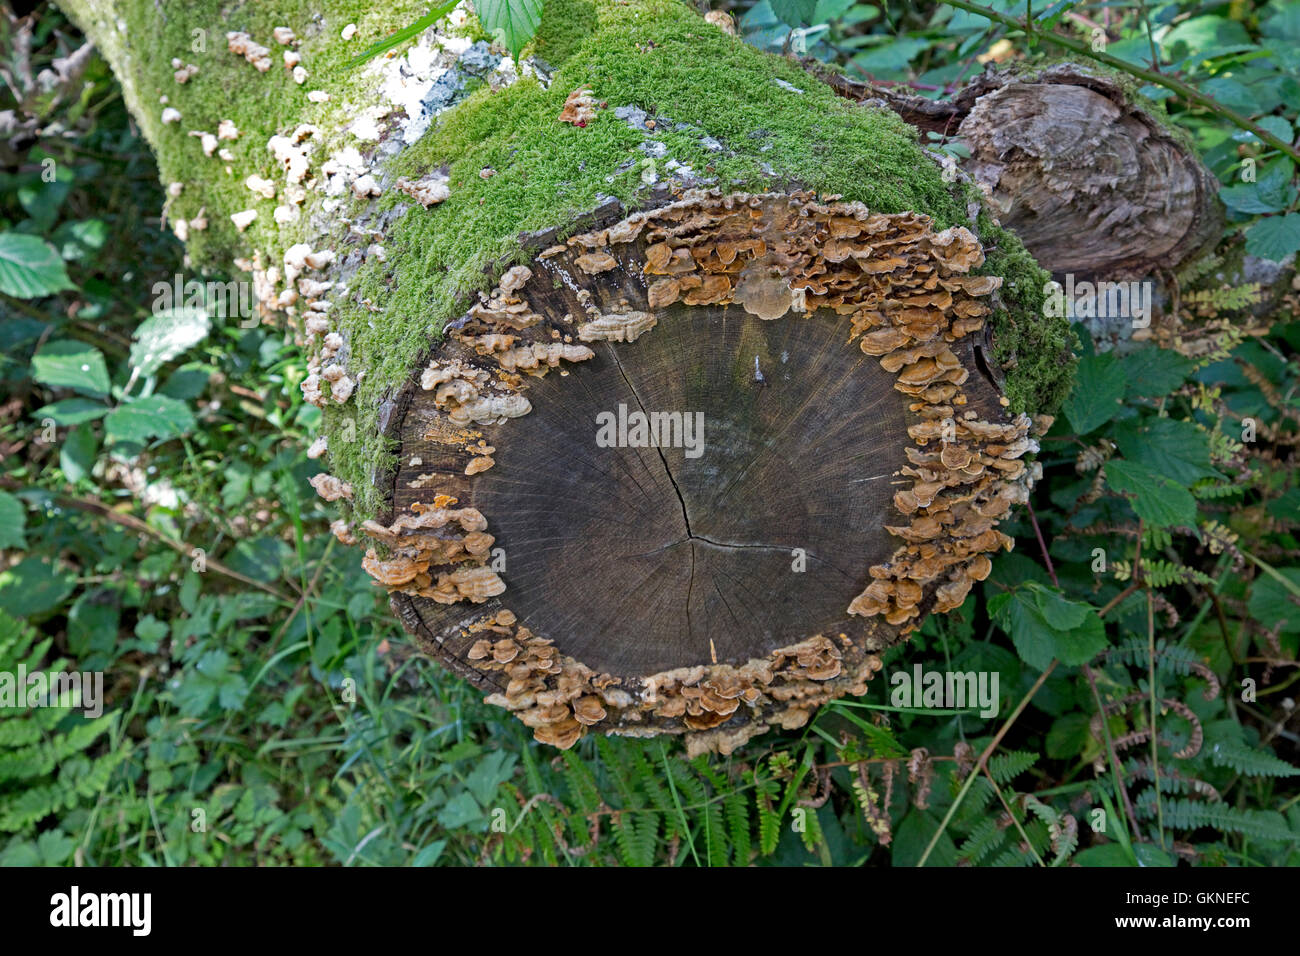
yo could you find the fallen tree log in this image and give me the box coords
[57,0,1216,753]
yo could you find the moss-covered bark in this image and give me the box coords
[57,0,1070,523]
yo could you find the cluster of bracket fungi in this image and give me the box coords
[356,188,1042,754]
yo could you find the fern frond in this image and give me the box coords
[1206,740,1299,777]
[1112,559,1214,588]
[1148,796,1293,842]
[987,751,1037,786]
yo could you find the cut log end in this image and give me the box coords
[816,61,1224,280]
[365,189,1041,754]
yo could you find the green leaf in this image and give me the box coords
[1118,346,1194,397]
[1248,567,1300,634]
[1164,15,1251,53]
[853,37,930,73]
[0,233,74,298]
[33,398,109,426]
[30,340,111,397]
[770,0,818,27]
[35,829,76,866]
[159,365,211,401]
[1062,353,1127,434]
[1112,417,1221,485]
[17,179,71,229]
[1244,214,1300,263]
[892,809,957,867]
[1105,459,1198,529]
[0,559,75,617]
[476,0,544,60]
[990,584,1107,670]
[346,1,461,66]
[1219,159,1297,215]
[0,491,26,549]
[129,307,211,380]
[1207,739,1298,776]
[437,791,484,829]
[411,840,447,866]
[68,592,119,658]
[104,395,195,445]
[60,424,98,484]
[52,219,107,261]
[1046,712,1093,760]
[1233,116,1295,145]
[1132,844,1177,867]
[1033,586,1092,630]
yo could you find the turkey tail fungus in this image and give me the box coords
[58,0,1217,753]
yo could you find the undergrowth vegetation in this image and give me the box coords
[1,0,1298,866]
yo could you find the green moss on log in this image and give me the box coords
[59,0,1071,524]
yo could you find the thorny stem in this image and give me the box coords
[940,0,1300,164]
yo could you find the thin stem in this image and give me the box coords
[1027,500,1059,587]
[1146,590,1166,849]
[1082,663,1142,840]
[986,765,1046,866]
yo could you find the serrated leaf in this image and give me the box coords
[104,395,195,445]
[1032,585,1092,630]
[1105,459,1197,529]
[991,585,1107,670]
[0,233,74,298]
[129,307,211,379]
[1118,345,1194,397]
[1062,353,1127,434]
[30,340,110,397]
[1207,739,1298,776]
[1219,159,1296,215]
[1112,417,1221,485]
[1244,214,1300,262]
[476,0,544,60]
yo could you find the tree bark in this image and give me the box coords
[54,0,1216,753]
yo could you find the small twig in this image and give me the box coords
[55,490,292,601]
